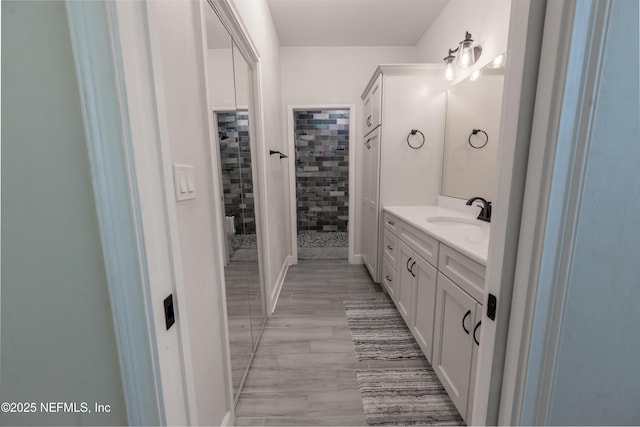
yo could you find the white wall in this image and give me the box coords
[416,0,511,80]
[280,46,417,256]
[0,1,128,425]
[148,1,230,424]
[231,0,291,306]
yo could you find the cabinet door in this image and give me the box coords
[361,136,371,271]
[363,93,372,135]
[369,74,382,130]
[363,129,380,281]
[432,273,477,421]
[364,74,382,134]
[411,255,437,362]
[397,240,415,324]
[361,199,370,272]
[467,304,482,422]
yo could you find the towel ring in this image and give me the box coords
[468,129,488,149]
[407,129,425,149]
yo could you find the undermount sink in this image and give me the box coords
[426,216,489,244]
[426,216,483,227]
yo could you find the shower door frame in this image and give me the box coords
[286,104,356,264]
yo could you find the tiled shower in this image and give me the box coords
[216,111,257,258]
[294,110,349,260]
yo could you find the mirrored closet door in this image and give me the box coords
[204,3,266,403]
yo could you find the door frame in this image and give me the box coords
[65,1,199,424]
[473,0,617,425]
[286,104,357,264]
[497,0,617,424]
[468,0,549,424]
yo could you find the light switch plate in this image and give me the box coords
[173,164,196,202]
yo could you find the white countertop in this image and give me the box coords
[384,205,490,265]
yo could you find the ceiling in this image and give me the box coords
[266,0,450,47]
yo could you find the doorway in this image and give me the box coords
[288,106,356,263]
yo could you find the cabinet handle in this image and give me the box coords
[387,245,393,250]
[387,220,395,226]
[367,115,372,126]
[385,275,392,282]
[410,261,416,277]
[462,310,471,334]
[474,321,481,345]
[406,257,413,273]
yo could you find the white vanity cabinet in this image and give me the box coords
[382,208,486,424]
[384,212,439,363]
[433,244,485,422]
[398,242,438,362]
[381,213,401,301]
[360,65,447,282]
[432,272,482,422]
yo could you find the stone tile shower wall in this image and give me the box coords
[216,111,255,235]
[294,110,349,232]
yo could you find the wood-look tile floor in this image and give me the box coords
[235,260,429,426]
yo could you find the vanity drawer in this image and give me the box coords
[382,257,397,301]
[383,212,400,235]
[438,244,485,303]
[399,221,438,268]
[383,229,399,266]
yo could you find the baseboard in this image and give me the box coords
[220,410,233,426]
[270,255,291,314]
[351,254,363,265]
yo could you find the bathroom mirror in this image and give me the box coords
[441,54,506,200]
[231,41,266,350]
[205,4,265,402]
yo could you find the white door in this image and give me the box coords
[433,273,477,421]
[411,254,438,362]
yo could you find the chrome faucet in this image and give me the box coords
[466,197,492,222]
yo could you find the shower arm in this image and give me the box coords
[269,149,288,159]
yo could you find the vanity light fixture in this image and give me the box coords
[456,31,482,68]
[444,49,456,81]
[443,31,482,80]
[470,70,481,81]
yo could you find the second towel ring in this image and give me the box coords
[407,129,425,149]
[468,129,489,149]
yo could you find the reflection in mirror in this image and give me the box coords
[441,54,506,200]
[231,41,265,350]
[205,4,264,402]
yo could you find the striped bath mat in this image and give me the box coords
[356,368,464,425]
[343,298,423,361]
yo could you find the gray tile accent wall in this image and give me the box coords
[294,110,350,232]
[217,111,256,235]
